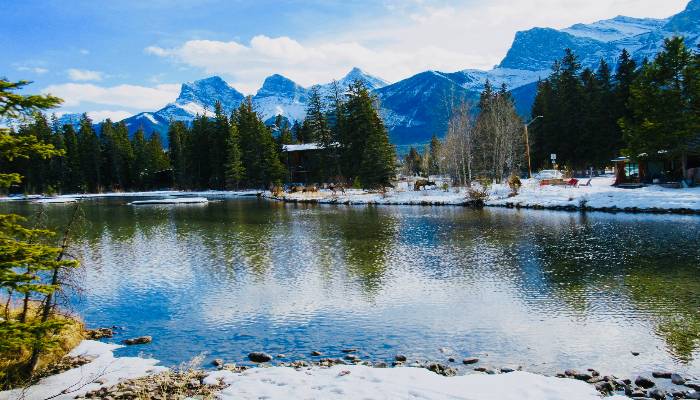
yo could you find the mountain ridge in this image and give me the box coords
[71,0,698,148]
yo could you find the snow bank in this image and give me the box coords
[129,197,209,205]
[0,342,630,400]
[0,190,262,203]
[0,340,166,400]
[207,365,627,400]
[488,177,700,212]
[34,197,78,204]
[269,177,700,213]
[269,188,470,206]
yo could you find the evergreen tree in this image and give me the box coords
[189,113,213,188]
[131,128,148,189]
[621,37,695,174]
[61,124,82,192]
[275,115,294,146]
[291,120,303,144]
[112,121,134,191]
[224,119,245,189]
[530,48,638,170]
[77,114,101,192]
[145,132,169,188]
[0,78,79,382]
[304,86,331,144]
[404,147,422,176]
[341,81,395,187]
[303,85,336,180]
[168,121,188,189]
[428,134,441,175]
[209,102,229,188]
[234,97,285,187]
[614,49,638,123]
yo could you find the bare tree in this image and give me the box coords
[440,101,476,186]
[475,89,524,183]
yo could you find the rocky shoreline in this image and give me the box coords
[40,331,700,399]
[53,355,700,400]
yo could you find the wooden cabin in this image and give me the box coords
[281,143,339,183]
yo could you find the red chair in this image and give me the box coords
[566,178,579,187]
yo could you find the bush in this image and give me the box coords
[507,174,522,195]
[352,177,362,189]
[467,187,489,203]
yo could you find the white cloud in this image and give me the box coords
[145,0,687,92]
[42,83,180,110]
[86,110,133,122]
[79,49,90,55]
[17,66,49,74]
[67,68,104,81]
[146,35,479,94]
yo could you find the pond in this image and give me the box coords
[3,197,700,377]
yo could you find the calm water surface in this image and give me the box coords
[3,197,700,377]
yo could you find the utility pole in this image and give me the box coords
[524,116,543,178]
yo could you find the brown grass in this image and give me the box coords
[0,303,85,389]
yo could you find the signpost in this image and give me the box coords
[551,153,557,168]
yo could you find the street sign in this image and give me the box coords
[551,154,557,160]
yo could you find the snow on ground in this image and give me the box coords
[207,365,627,400]
[274,187,470,206]
[34,197,78,204]
[4,177,700,213]
[488,177,700,212]
[268,177,700,213]
[129,196,209,205]
[0,190,261,203]
[0,341,166,400]
[0,342,629,400]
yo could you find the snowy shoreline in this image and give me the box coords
[3,177,700,215]
[265,177,700,215]
[0,340,629,400]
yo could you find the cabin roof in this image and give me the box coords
[282,142,339,152]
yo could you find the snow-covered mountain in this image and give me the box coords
[381,0,700,147]
[121,76,245,141]
[253,74,309,125]
[110,0,698,148]
[120,68,385,144]
[333,67,389,91]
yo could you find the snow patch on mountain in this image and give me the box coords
[458,68,549,92]
[253,74,309,122]
[337,67,389,90]
[563,16,668,42]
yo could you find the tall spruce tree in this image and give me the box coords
[131,128,148,189]
[168,120,188,189]
[234,97,285,187]
[428,134,441,175]
[303,85,335,180]
[77,114,101,192]
[61,124,82,192]
[621,37,696,175]
[209,102,229,188]
[341,81,395,187]
[145,132,169,188]
[224,118,245,189]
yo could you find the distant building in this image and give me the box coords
[281,143,338,183]
[613,136,700,186]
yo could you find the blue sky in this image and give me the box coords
[1,0,689,121]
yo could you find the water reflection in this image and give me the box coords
[1,199,699,375]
